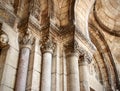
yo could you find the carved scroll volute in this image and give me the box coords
[19,30,35,49]
[0,33,9,48]
[41,36,55,54]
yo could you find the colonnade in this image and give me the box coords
[0,30,92,91]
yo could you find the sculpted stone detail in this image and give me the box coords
[75,28,96,53]
[64,40,83,57]
[29,0,49,25]
[30,0,40,20]
[41,36,55,52]
[65,40,79,52]
[84,52,92,64]
[5,0,14,7]
[0,33,9,48]
[19,30,35,47]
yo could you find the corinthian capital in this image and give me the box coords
[41,36,55,53]
[19,30,35,48]
[0,33,9,48]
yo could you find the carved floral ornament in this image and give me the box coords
[19,30,35,48]
[0,33,9,48]
[40,36,55,53]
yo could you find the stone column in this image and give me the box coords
[79,53,91,91]
[15,30,34,91]
[65,41,80,91]
[41,36,54,91]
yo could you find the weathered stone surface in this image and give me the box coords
[0,0,120,91]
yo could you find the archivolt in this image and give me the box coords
[89,24,119,90]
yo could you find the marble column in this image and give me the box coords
[41,37,54,91]
[79,54,91,91]
[65,41,80,91]
[15,30,34,91]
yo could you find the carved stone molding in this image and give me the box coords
[84,52,92,64]
[75,27,96,53]
[0,33,9,48]
[79,51,93,66]
[29,0,40,20]
[41,36,55,54]
[19,29,35,49]
[64,40,83,57]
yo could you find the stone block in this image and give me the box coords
[5,47,19,69]
[0,84,13,91]
[1,64,16,89]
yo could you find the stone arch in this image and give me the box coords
[89,24,119,90]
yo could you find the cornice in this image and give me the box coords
[28,15,49,32]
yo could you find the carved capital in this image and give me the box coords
[79,51,92,65]
[0,33,9,48]
[41,36,55,54]
[19,30,35,49]
[64,40,81,57]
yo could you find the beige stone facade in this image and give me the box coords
[0,0,120,91]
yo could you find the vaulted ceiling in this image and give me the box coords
[94,0,120,36]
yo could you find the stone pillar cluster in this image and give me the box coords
[0,29,93,91]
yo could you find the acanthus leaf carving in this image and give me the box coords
[19,30,35,47]
[41,36,55,53]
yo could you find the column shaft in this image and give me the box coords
[80,61,90,91]
[41,50,52,91]
[15,48,30,91]
[66,53,80,91]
